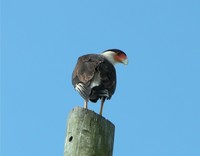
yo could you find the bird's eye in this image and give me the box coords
[117,52,121,56]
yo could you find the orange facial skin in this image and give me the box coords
[114,52,127,63]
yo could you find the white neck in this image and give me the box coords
[101,51,118,65]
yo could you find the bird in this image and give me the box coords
[72,49,128,115]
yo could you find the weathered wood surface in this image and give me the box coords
[64,107,115,156]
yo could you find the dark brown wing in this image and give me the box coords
[72,54,103,86]
[97,58,116,98]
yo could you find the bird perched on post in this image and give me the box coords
[72,49,128,115]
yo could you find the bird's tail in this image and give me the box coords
[75,83,90,100]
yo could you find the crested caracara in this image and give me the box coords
[72,49,128,115]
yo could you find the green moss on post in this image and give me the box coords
[64,107,115,156]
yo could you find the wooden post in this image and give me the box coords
[64,107,115,156]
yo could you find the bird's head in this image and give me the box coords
[101,49,128,65]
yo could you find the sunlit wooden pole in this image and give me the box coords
[64,107,115,156]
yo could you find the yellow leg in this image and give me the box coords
[99,98,106,116]
[84,100,88,109]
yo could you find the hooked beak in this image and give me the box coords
[122,58,128,65]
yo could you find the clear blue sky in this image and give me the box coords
[1,0,200,156]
